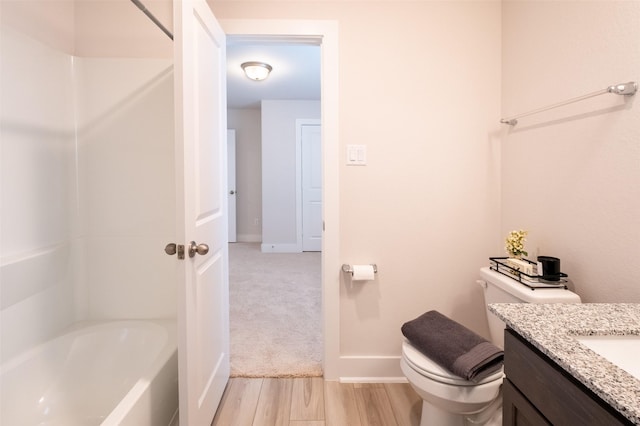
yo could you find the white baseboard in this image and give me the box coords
[260,243,301,253]
[337,355,405,382]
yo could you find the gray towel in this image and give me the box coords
[401,310,503,383]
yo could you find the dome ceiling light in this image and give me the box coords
[241,62,273,81]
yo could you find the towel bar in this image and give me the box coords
[500,81,637,126]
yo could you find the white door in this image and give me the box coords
[174,0,229,424]
[301,123,322,251]
[227,130,237,243]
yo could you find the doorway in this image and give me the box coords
[226,41,322,376]
[221,19,340,379]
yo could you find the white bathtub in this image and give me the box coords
[0,320,178,425]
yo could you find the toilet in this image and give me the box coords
[401,266,581,426]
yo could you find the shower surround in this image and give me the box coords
[1,5,176,424]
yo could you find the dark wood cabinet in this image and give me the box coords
[503,328,632,426]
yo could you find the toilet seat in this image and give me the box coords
[402,340,503,386]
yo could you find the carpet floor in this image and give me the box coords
[229,243,322,377]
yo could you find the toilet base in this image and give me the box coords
[420,399,466,426]
[418,391,503,426]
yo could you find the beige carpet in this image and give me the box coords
[229,243,322,377]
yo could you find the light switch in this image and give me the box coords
[346,144,367,166]
[349,147,357,162]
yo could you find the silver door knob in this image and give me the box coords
[188,241,209,258]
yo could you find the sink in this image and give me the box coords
[576,335,640,380]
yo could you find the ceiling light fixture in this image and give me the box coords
[241,62,272,81]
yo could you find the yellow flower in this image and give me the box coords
[505,230,528,258]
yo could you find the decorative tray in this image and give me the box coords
[489,257,568,290]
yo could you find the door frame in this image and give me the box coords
[227,129,237,243]
[219,19,340,379]
[296,118,322,252]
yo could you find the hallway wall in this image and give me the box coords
[261,100,321,252]
[228,108,262,242]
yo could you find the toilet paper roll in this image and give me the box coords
[351,265,376,281]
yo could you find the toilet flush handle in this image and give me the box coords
[477,280,487,289]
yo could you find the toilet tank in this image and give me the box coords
[479,266,581,348]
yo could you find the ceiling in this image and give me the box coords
[74,1,320,109]
[226,40,321,109]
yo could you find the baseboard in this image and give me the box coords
[237,234,261,243]
[260,243,301,253]
[337,355,405,382]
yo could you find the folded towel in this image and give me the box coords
[401,310,503,383]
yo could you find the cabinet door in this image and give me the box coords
[503,379,551,426]
[504,329,631,425]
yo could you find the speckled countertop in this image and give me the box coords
[489,303,640,425]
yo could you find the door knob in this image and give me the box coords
[165,243,185,259]
[188,241,209,258]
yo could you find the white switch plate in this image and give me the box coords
[346,144,367,166]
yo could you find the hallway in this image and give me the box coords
[229,243,322,377]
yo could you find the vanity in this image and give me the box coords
[489,303,640,425]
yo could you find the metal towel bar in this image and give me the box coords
[500,81,637,126]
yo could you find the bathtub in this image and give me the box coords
[0,320,178,426]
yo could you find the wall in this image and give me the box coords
[211,1,502,378]
[228,108,262,242]
[501,1,640,303]
[260,100,321,252]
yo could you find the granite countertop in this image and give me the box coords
[489,303,640,425]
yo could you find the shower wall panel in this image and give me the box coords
[75,58,176,319]
[0,27,77,362]
[1,24,176,363]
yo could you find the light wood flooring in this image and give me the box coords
[211,377,422,426]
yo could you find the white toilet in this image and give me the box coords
[401,266,581,426]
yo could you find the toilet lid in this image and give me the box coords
[402,340,503,386]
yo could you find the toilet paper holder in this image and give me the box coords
[341,264,378,274]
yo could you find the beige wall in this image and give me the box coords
[211,1,503,375]
[228,108,263,242]
[501,1,640,303]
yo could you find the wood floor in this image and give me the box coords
[211,378,422,426]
